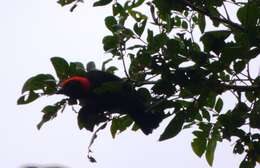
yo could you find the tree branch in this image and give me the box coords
[182,0,246,32]
[222,83,260,92]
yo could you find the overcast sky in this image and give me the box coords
[0,1,248,167]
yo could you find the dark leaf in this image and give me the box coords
[233,60,246,73]
[93,0,112,7]
[159,111,185,141]
[133,18,147,36]
[237,4,259,29]
[88,156,97,163]
[101,58,113,71]
[201,30,231,54]
[131,122,140,131]
[41,105,60,114]
[113,3,125,16]
[245,91,255,102]
[17,91,40,105]
[51,57,69,81]
[249,108,260,129]
[106,66,118,74]
[181,21,188,29]
[69,62,86,76]
[206,92,217,108]
[102,35,118,52]
[129,0,144,9]
[128,10,147,22]
[110,115,133,138]
[37,101,66,130]
[198,13,206,33]
[233,141,244,154]
[57,0,76,6]
[191,137,207,157]
[215,98,223,113]
[205,137,217,166]
[183,122,196,129]
[201,108,211,121]
[105,16,118,32]
[22,74,56,94]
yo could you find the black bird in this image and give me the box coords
[57,70,163,135]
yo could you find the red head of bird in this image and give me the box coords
[57,76,91,99]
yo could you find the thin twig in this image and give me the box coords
[71,106,78,113]
[119,44,130,79]
[87,122,109,163]
[223,2,231,21]
[246,63,253,83]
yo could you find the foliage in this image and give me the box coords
[18,0,260,167]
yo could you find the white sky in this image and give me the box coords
[0,1,248,167]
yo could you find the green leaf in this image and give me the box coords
[128,10,147,22]
[198,122,212,136]
[68,62,86,76]
[147,33,168,53]
[22,74,56,94]
[181,21,188,29]
[205,138,217,166]
[233,60,246,73]
[51,57,69,81]
[131,122,140,131]
[137,87,151,102]
[129,0,144,9]
[93,0,112,7]
[183,122,196,129]
[237,4,259,29]
[159,112,185,141]
[113,3,125,16]
[133,18,147,36]
[249,106,260,129]
[198,13,206,33]
[215,98,223,113]
[147,29,153,43]
[106,66,118,74]
[101,58,112,71]
[57,0,76,6]
[201,108,211,121]
[245,91,255,102]
[110,115,133,138]
[206,92,217,108]
[37,100,67,130]
[200,30,231,54]
[41,105,59,114]
[233,141,244,154]
[102,35,118,52]
[191,137,207,157]
[17,91,40,105]
[105,16,118,32]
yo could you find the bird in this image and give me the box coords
[56,70,163,135]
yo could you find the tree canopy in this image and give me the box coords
[18,0,260,167]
